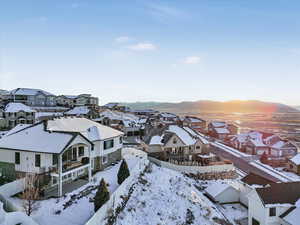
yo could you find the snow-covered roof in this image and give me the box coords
[249,138,266,147]
[186,116,204,123]
[215,128,230,134]
[182,127,209,144]
[63,95,78,99]
[290,154,300,165]
[282,207,300,225]
[65,106,90,115]
[167,125,197,145]
[205,183,233,198]
[35,112,63,120]
[10,88,55,96]
[149,135,163,145]
[211,121,226,128]
[0,123,76,154]
[4,103,36,113]
[47,117,123,141]
[272,140,287,149]
[4,124,31,137]
[104,103,119,108]
[160,112,177,118]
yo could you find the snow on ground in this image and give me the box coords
[276,167,300,181]
[250,161,294,182]
[219,204,248,224]
[106,164,242,225]
[9,148,146,225]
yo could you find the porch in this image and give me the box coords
[44,178,89,198]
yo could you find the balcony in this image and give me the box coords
[62,159,89,173]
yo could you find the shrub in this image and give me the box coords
[94,178,110,212]
[117,159,130,185]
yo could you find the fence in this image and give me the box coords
[0,178,25,212]
[85,158,149,225]
[148,157,234,174]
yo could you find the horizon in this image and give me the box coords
[1,1,300,105]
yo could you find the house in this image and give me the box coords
[208,121,231,140]
[8,88,56,107]
[2,103,36,129]
[0,117,123,197]
[236,172,275,207]
[183,116,206,132]
[208,121,239,140]
[0,89,9,107]
[288,154,300,175]
[248,182,300,225]
[146,125,209,161]
[133,109,158,117]
[64,106,98,119]
[230,131,297,164]
[56,94,99,108]
[245,138,269,156]
[158,112,179,125]
[205,183,239,204]
[96,110,146,137]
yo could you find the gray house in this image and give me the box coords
[3,103,36,129]
[8,88,56,107]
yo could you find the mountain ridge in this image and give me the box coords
[122,100,299,114]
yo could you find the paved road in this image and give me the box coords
[210,145,283,182]
[195,132,294,182]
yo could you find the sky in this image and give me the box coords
[1,0,300,105]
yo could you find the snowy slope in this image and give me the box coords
[106,165,234,225]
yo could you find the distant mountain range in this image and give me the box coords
[123,100,299,114]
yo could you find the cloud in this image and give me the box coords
[182,56,201,64]
[115,36,131,43]
[127,42,157,51]
[146,3,186,23]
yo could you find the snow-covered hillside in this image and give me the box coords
[105,164,247,225]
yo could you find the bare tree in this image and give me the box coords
[22,174,40,216]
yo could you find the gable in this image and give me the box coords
[164,134,186,147]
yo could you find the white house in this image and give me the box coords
[0,117,124,197]
[235,173,275,207]
[248,182,300,225]
[205,182,239,204]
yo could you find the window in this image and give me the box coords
[52,177,57,185]
[104,139,114,150]
[102,156,108,164]
[52,154,58,165]
[120,137,123,144]
[35,154,41,167]
[173,138,177,144]
[269,207,276,217]
[15,152,20,165]
[78,146,84,157]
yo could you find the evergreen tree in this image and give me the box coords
[117,159,130,185]
[94,178,110,212]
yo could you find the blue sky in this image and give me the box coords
[1,0,300,105]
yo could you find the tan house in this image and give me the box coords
[146,125,209,161]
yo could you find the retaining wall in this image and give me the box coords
[148,157,234,174]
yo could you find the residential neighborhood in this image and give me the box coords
[1,87,300,225]
[2,1,300,224]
